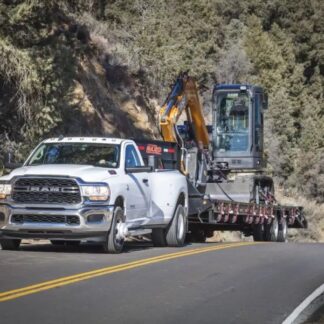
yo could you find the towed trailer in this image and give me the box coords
[135,139,307,242]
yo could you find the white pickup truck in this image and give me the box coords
[0,137,188,253]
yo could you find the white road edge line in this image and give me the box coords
[282,283,324,324]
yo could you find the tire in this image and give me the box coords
[264,217,279,242]
[103,206,125,254]
[0,239,21,250]
[151,228,167,247]
[277,217,288,242]
[252,224,265,241]
[165,204,187,247]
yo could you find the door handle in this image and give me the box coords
[142,178,149,184]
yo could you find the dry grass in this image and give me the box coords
[0,40,40,121]
[276,187,324,242]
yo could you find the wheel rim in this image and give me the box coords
[114,218,126,247]
[177,209,185,241]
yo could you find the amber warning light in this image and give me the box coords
[137,144,175,155]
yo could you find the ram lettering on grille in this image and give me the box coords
[12,178,81,204]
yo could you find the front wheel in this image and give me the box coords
[0,239,21,250]
[165,204,187,247]
[103,206,126,254]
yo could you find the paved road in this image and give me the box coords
[1,241,324,324]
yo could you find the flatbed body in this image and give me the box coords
[135,139,307,237]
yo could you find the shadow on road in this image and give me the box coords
[17,240,207,254]
[18,241,154,254]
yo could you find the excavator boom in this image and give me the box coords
[159,73,209,148]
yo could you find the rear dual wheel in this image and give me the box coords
[166,204,187,247]
[152,204,187,247]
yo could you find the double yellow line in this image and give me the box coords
[0,242,256,302]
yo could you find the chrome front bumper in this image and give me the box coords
[0,203,114,241]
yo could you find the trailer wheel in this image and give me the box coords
[277,217,288,242]
[252,224,265,241]
[103,206,125,254]
[151,229,167,247]
[0,239,21,250]
[165,204,187,247]
[264,217,279,242]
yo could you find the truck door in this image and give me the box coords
[124,144,151,222]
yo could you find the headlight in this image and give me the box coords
[0,183,12,199]
[80,185,110,201]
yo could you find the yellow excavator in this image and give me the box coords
[159,72,209,151]
[158,71,274,204]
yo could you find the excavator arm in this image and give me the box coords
[159,72,209,149]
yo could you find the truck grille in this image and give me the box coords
[12,177,81,204]
[12,214,80,225]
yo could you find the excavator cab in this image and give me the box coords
[212,85,268,170]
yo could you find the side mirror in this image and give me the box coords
[4,152,23,170]
[263,93,268,110]
[125,166,153,174]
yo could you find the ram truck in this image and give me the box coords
[0,137,188,253]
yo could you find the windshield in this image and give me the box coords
[26,143,120,168]
[214,91,250,153]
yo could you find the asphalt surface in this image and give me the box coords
[1,241,324,324]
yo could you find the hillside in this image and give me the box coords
[0,1,161,162]
[0,0,323,239]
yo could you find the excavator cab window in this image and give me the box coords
[214,91,250,153]
[254,93,264,153]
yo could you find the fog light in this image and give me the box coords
[87,214,104,223]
